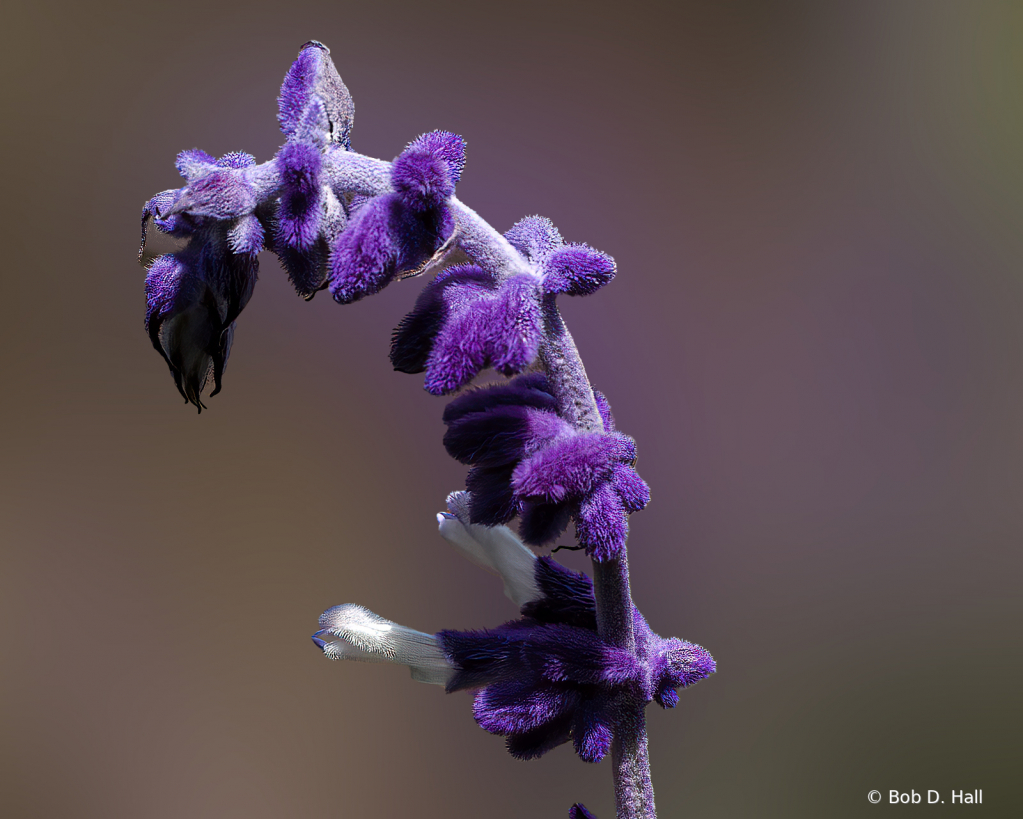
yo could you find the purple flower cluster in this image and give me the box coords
[391,215,615,395]
[329,129,464,305]
[441,373,650,561]
[438,504,714,763]
[312,494,714,770]
[139,41,465,409]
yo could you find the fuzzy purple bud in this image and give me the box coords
[543,244,616,296]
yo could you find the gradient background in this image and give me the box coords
[2,1,1021,817]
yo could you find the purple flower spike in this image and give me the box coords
[569,804,598,819]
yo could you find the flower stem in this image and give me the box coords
[330,158,658,818]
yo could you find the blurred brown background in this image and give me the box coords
[1,1,1020,817]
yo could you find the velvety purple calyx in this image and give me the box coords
[439,551,714,762]
[327,132,465,305]
[392,131,465,211]
[441,375,650,560]
[278,41,353,149]
[503,215,616,297]
[389,265,543,395]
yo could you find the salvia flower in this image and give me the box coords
[312,492,714,766]
[441,373,650,560]
[390,216,616,395]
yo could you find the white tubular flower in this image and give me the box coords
[437,491,540,607]
[312,604,453,686]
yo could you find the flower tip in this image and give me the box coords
[300,40,329,54]
[311,633,328,651]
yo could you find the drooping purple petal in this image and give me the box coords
[518,500,572,546]
[328,193,401,303]
[144,253,239,411]
[473,679,579,735]
[505,712,574,760]
[569,804,598,819]
[423,273,542,395]
[465,464,518,526]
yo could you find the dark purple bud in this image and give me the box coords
[569,804,598,819]
[542,244,616,296]
[144,250,254,411]
[405,130,467,184]
[278,41,353,149]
